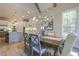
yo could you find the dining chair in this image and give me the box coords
[60,32,78,56]
[51,39,65,56]
[29,34,47,56]
[23,33,29,49]
[23,27,31,55]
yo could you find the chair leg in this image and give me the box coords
[57,47,61,56]
[46,48,50,56]
[46,51,49,56]
[53,47,58,56]
[31,49,33,56]
[39,51,41,56]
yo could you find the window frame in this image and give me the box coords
[62,9,77,37]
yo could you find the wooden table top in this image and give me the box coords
[41,36,62,46]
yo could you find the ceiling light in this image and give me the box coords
[32,17,36,21]
[33,27,37,31]
[46,18,49,20]
[8,28,12,31]
[27,11,30,14]
[36,19,38,22]
[38,15,41,18]
[44,16,48,19]
[22,16,24,18]
[41,27,44,29]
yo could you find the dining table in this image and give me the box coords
[41,36,64,56]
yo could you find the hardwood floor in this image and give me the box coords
[0,38,27,56]
[0,37,79,56]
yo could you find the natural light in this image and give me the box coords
[62,10,77,37]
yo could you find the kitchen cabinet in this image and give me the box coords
[9,32,23,43]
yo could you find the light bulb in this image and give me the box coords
[22,16,24,18]
[36,19,38,22]
[39,15,41,18]
[32,17,36,21]
[27,11,30,14]
[44,16,47,19]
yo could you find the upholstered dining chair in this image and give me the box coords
[24,33,29,49]
[59,33,78,56]
[24,33,32,55]
[29,34,47,56]
[23,27,31,55]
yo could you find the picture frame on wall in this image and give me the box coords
[41,19,53,31]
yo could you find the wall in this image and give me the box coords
[51,4,79,37]
[74,7,79,48]
[53,12,62,37]
[5,3,79,36]
[52,5,79,48]
[24,17,41,34]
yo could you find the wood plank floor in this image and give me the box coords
[0,37,79,56]
[0,38,27,56]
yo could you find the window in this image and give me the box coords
[62,10,77,37]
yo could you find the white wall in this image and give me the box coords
[53,12,62,37]
[52,5,79,48]
[74,7,79,48]
[51,4,79,37]
[24,17,41,34]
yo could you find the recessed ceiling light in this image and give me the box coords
[36,19,38,22]
[38,16,41,18]
[27,11,30,14]
[14,19,16,20]
[32,17,36,21]
[22,16,24,18]
[44,16,48,18]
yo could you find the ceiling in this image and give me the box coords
[0,3,79,21]
[0,3,39,21]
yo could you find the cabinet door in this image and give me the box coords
[9,32,23,43]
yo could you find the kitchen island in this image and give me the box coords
[9,32,24,43]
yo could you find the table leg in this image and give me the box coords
[53,47,58,56]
